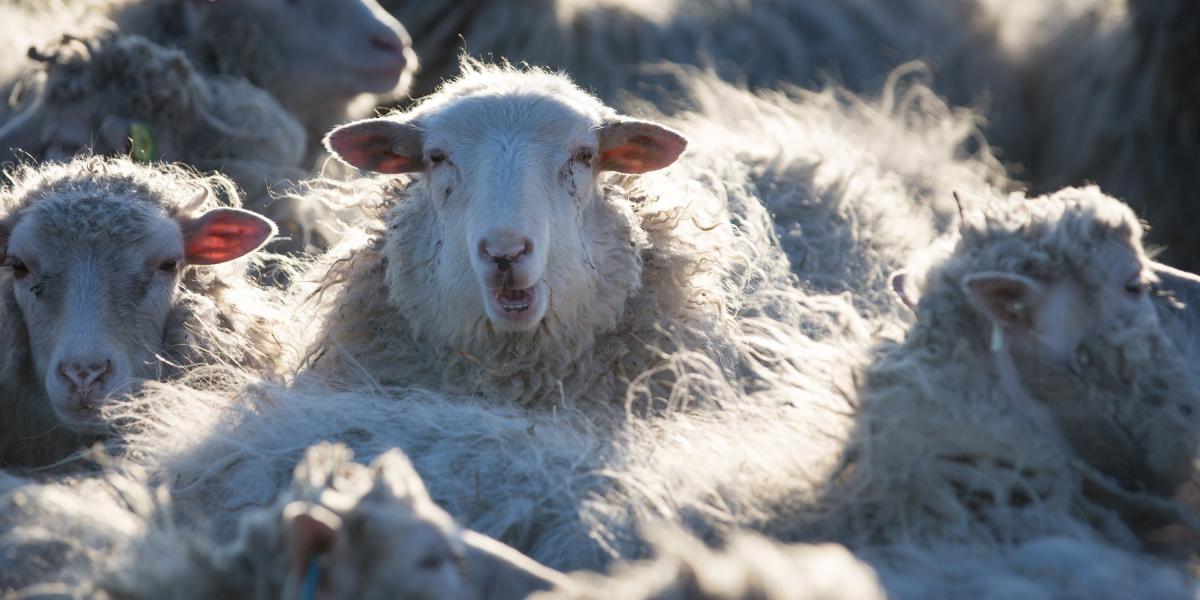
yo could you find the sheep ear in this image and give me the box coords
[597,118,687,174]
[962,271,1045,331]
[889,270,917,312]
[183,208,276,265]
[283,502,342,578]
[325,118,426,174]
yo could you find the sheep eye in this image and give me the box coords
[573,148,594,166]
[1124,275,1149,298]
[7,258,29,280]
[428,150,447,165]
[158,259,179,273]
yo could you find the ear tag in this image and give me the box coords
[990,323,1005,353]
[129,122,157,163]
[300,555,324,600]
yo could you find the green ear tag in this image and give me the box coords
[129,122,157,163]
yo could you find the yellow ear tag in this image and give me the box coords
[129,122,157,163]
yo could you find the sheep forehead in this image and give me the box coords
[415,64,611,135]
[422,92,602,155]
[12,193,178,256]
[956,188,1144,280]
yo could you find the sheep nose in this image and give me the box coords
[480,239,533,272]
[370,30,407,58]
[57,358,112,390]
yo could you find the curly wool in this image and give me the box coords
[816,186,1200,548]
[629,65,1007,320]
[100,0,414,161]
[303,62,796,411]
[1,31,308,210]
[0,157,296,467]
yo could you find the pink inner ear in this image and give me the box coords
[288,513,338,575]
[184,209,275,266]
[326,123,424,174]
[598,123,687,174]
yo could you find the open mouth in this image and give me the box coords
[497,286,534,313]
[485,282,547,330]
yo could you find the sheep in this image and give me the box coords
[0,443,569,597]
[816,186,1200,550]
[981,0,1200,270]
[70,442,568,599]
[90,64,1012,574]
[307,60,797,409]
[92,0,417,163]
[0,32,328,253]
[0,156,284,467]
[380,0,1015,118]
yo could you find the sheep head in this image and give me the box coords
[0,158,274,430]
[177,0,417,105]
[931,187,1200,500]
[278,447,470,600]
[325,65,686,342]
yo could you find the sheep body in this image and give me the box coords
[383,0,1014,118]
[817,187,1200,549]
[100,66,1011,572]
[306,62,796,410]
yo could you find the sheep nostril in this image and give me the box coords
[370,32,404,56]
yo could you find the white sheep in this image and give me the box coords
[822,186,1200,549]
[0,443,570,597]
[308,60,795,409]
[89,64,1004,575]
[0,156,284,467]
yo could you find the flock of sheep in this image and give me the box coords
[1,0,1199,597]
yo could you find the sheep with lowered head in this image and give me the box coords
[310,61,792,408]
[0,156,281,467]
[81,442,569,599]
[94,0,417,162]
[821,186,1200,548]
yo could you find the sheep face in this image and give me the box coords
[197,0,416,99]
[955,192,1200,497]
[0,192,273,428]
[326,75,685,337]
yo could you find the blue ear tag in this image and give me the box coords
[300,556,323,600]
[129,122,157,163]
